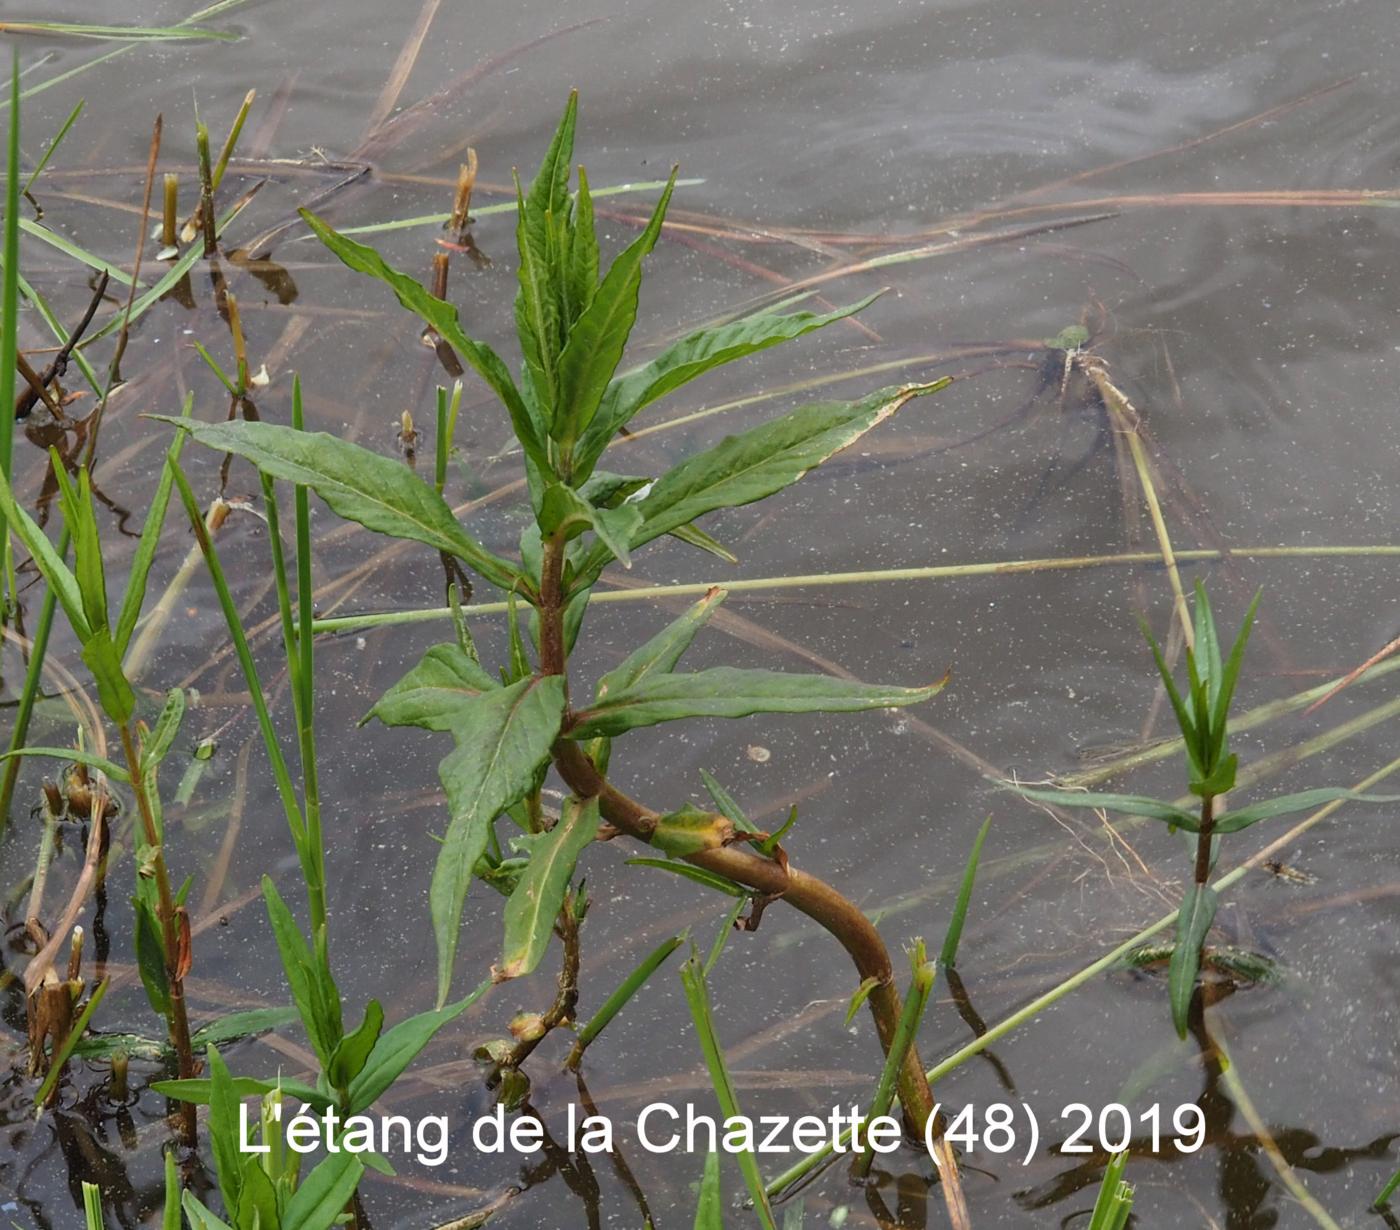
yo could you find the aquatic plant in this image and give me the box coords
[1016,581,1393,1036]
[161,90,964,1212]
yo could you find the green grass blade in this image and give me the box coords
[18,217,136,285]
[0,21,236,41]
[82,1181,104,1230]
[1086,1151,1134,1230]
[569,934,683,1067]
[0,50,18,610]
[854,941,934,1177]
[168,462,310,860]
[22,97,82,194]
[1375,1167,1400,1210]
[679,952,777,1230]
[161,1147,181,1230]
[940,815,992,968]
[0,527,66,827]
[1168,884,1218,1038]
[115,396,190,656]
[34,978,108,1109]
[692,1152,723,1230]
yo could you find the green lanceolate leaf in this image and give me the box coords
[346,980,488,1113]
[552,169,677,461]
[262,877,342,1068]
[570,665,947,739]
[668,520,738,563]
[940,814,993,969]
[1192,582,1224,713]
[53,462,110,636]
[154,1074,331,1111]
[626,380,949,554]
[496,795,599,981]
[80,627,135,724]
[513,93,579,422]
[366,642,499,731]
[693,1151,724,1230]
[565,164,599,324]
[699,766,759,834]
[153,416,523,592]
[577,293,882,476]
[1213,787,1400,834]
[1169,883,1218,1038]
[0,465,90,638]
[1190,751,1237,798]
[133,897,170,1017]
[625,858,749,897]
[1209,587,1261,766]
[1010,785,1200,832]
[190,1006,299,1049]
[430,675,567,1005]
[204,1045,244,1217]
[0,746,129,781]
[328,999,384,1094]
[180,1194,235,1230]
[597,588,726,700]
[140,688,186,773]
[649,802,736,857]
[1140,618,1200,777]
[528,90,578,223]
[539,481,643,567]
[282,1151,365,1230]
[299,211,551,477]
[514,170,564,421]
[117,401,191,656]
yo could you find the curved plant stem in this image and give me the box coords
[535,535,967,1217]
[766,750,1400,1197]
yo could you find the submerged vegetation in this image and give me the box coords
[3,14,1400,1230]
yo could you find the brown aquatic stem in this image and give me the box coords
[119,722,197,1143]
[501,894,582,1072]
[536,536,963,1208]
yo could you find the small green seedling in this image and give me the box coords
[1018,582,1397,1037]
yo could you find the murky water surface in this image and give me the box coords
[5,2,1400,1226]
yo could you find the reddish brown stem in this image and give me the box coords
[537,537,934,1133]
[120,723,197,1144]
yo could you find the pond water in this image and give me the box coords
[5,1,1400,1227]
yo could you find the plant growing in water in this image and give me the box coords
[1018,581,1393,1036]
[158,90,966,1207]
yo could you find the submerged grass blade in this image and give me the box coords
[327,178,705,238]
[22,98,82,194]
[310,544,1400,635]
[680,952,777,1230]
[0,21,236,41]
